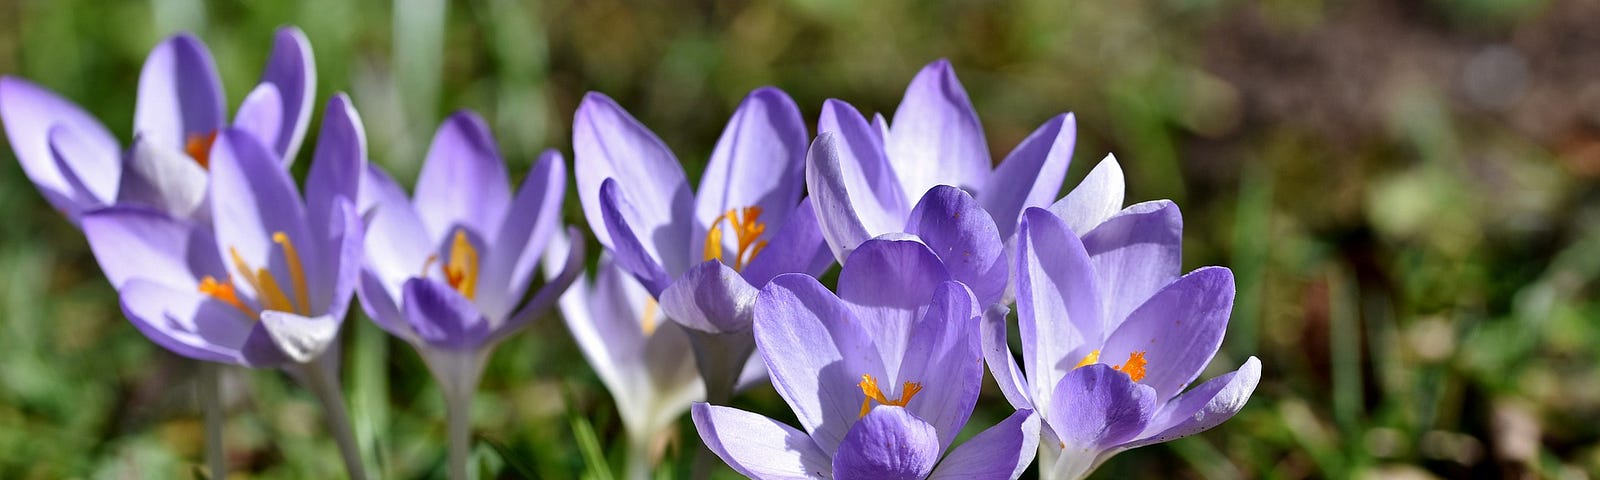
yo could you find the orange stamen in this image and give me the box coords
[198,275,255,318]
[857,374,923,417]
[703,206,769,271]
[185,131,219,168]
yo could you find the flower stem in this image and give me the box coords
[683,331,754,480]
[199,363,226,478]
[623,433,654,480]
[444,388,472,480]
[296,355,368,480]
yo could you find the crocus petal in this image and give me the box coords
[895,281,982,450]
[660,260,758,334]
[1048,155,1125,235]
[692,403,833,480]
[812,99,911,261]
[116,137,209,219]
[904,185,1007,306]
[599,179,674,295]
[479,150,565,320]
[831,406,941,480]
[81,206,225,289]
[0,76,120,217]
[979,304,1033,410]
[1015,208,1103,418]
[499,227,586,340]
[357,269,413,342]
[207,129,314,302]
[133,33,225,152]
[1120,357,1260,450]
[740,196,833,287]
[1082,200,1182,328]
[835,238,952,375]
[305,94,366,237]
[231,83,283,157]
[573,92,693,275]
[360,165,433,303]
[314,198,363,318]
[755,273,886,453]
[403,278,492,350]
[257,26,315,160]
[870,112,890,142]
[1099,266,1234,402]
[259,310,340,364]
[885,59,990,197]
[695,87,808,259]
[928,409,1041,480]
[1048,364,1156,452]
[118,278,258,366]
[48,125,119,208]
[413,110,512,241]
[981,113,1076,238]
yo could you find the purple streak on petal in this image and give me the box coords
[755,273,886,453]
[599,179,673,295]
[357,269,414,342]
[118,278,257,366]
[836,238,952,375]
[1100,266,1234,402]
[741,196,833,287]
[928,409,1041,480]
[1048,364,1157,452]
[1049,155,1124,235]
[116,137,208,219]
[414,110,511,241]
[1121,357,1260,450]
[1015,208,1103,419]
[660,260,758,334]
[231,84,283,159]
[897,281,982,450]
[831,406,940,480]
[904,185,1007,306]
[360,165,433,304]
[573,92,692,274]
[48,125,119,208]
[981,113,1076,239]
[886,59,990,198]
[980,304,1033,410]
[258,26,315,160]
[403,278,491,350]
[692,403,833,479]
[1083,200,1183,328]
[134,33,225,152]
[695,87,808,260]
[0,76,121,217]
[82,206,226,289]
[498,227,585,341]
[814,100,910,250]
[208,129,313,303]
[479,150,565,320]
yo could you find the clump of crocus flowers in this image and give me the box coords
[0,27,1257,480]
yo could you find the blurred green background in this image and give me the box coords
[2,0,1599,478]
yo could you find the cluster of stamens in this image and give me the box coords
[197,231,311,319]
[1074,350,1149,382]
[703,206,768,271]
[420,229,482,300]
[857,374,923,418]
[185,131,220,168]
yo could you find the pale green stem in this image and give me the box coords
[622,432,654,480]
[199,363,226,478]
[296,356,368,480]
[444,387,474,480]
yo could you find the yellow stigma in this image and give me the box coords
[208,231,313,318]
[857,374,923,418]
[185,131,219,168]
[1073,349,1149,382]
[703,206,769,271]
[640,297,660,336]
[421,229,482,300]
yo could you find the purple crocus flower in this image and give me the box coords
[78,94,364,368]
[807,59,1076,301]
[0,27,314,222]
[543,234,701,477]
[694,238,1040,479]
[983,208,1260,479]
[574,88,830,399]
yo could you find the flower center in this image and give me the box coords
[640,296,660,336]
[185,131,220,168]
[857,374,923,418]
[198,231,312,319]
[1073,350,1148,382]
[703,206,768,271]
[420,229,481,300]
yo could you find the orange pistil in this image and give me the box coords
[857,374,924,418]
[198,275,254,318]
[185,131,220,168]
[419,229,482,300]
[703,206,769,271]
